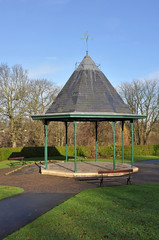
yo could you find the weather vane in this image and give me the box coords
[81,32,93,56]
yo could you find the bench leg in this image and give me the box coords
[127,174,132,185]
[10,162,16,167]
[100,178,103,187]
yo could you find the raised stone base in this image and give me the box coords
[41,161,138,178]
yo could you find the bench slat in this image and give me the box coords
[9,157,26,167]
[9,157,24,160]
[98,169,133,174]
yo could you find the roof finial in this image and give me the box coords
[81,32,93,56]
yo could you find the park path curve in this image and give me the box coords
[0,192,72,239]
[0,165,96,239]
[0,159,159,239]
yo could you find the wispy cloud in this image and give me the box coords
[148,70,159,80]
[28,63,64,79]
[29,65,54,78]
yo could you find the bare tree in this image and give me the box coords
[119,79,159,145]
[0,64,29,147]
[25,79,60,147]
[27,79,60,115]
[0,64,60,148]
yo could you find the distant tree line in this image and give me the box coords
[0,63,60,147]
[119,79,159,145]
[0,63,158,148]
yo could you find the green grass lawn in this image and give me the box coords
[4,183,159,240]
[0,155,159,170]
[69,155,159,163]
[0,185,24,200]
[0,160,37,170]
[0,156,66,170]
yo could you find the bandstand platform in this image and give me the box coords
[40,161,138,178]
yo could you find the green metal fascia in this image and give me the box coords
[31,115,71,120]
[31,114,147,121]
[69,114,147,120]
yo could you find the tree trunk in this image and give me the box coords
[10,118,17,148]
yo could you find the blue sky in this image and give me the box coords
[0,0,159,87]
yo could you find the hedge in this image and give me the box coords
[0,146,71,161]
[99,145,159,158]
[0,147,23,162]
[0,145,159,161]
[98,145,122,157]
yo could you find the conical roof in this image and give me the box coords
[46,55,131,114]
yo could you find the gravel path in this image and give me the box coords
[0,164,96,193]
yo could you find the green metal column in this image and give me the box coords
[122,121,124,164]
[65,122,68,162]
[74,121,77,172]
[95,121,98,162]
[44,120,48,170]
[131,120,134,168]
[112,121,116,170]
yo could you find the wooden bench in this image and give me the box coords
[98,169,133,187]
[9,157,26,167]
[77,169,133,186]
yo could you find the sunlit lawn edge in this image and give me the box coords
[5,183,159,240]
[0,185,24,200]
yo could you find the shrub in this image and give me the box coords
[56,146,75,157]
[77,146,91,157]
[154,145,159,155]
[98,145,113,157]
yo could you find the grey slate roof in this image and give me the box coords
[46,56,131,114]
